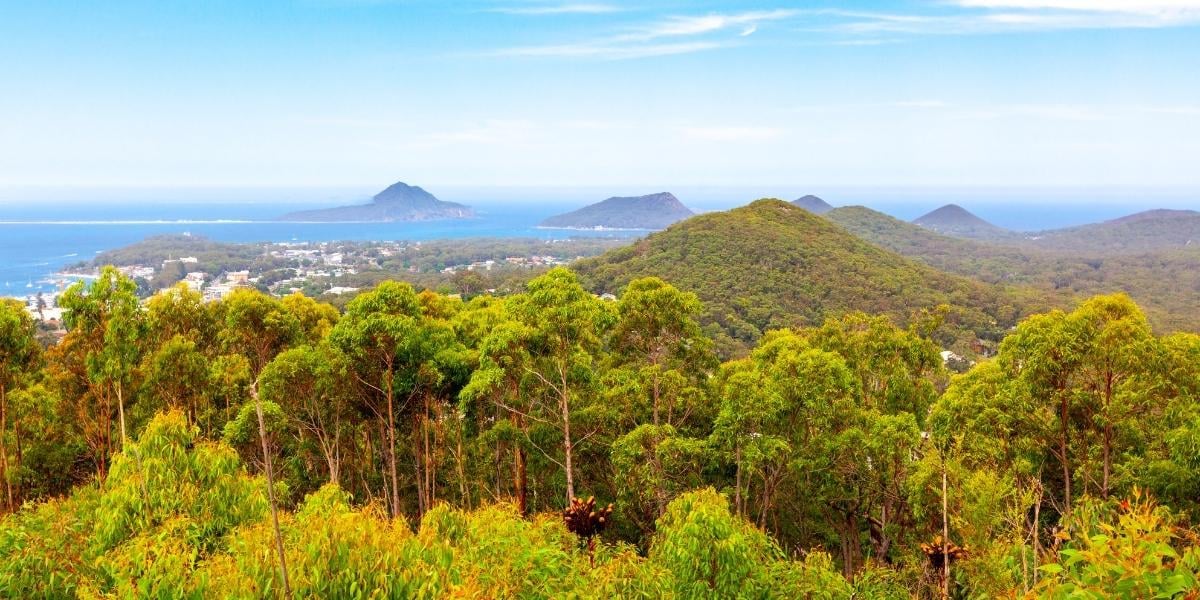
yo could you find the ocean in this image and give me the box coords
[0,201,639,296]
[1,186,1195,297]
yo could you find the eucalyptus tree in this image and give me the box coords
[144,283,217,353]
[468,267,614,506]
[331,281,420,518]
[0,298,40,511]
[59,267,145,451]
[711,358,786,521]
[138,335,211,433]
[785,314,942,576]
[259,343,355,489]
[985,294,1161,513]
[331,280,463,518]
[460,307,537,513]
[609,277,715,427]
[280,291,340,345]
[214,288,301,377]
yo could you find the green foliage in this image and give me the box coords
[577,199,1019,355]
[826,204,1200,336]
[1034,493,1200,598]
[9,261,1200,598]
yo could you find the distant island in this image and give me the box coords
[539,192,694,230]
[279,182,475,222]
[913,203,1009,240]
[792,194,833,214]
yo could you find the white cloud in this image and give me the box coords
[492,9,798,59]
[494,40,726,60]
[826,2,1200,36]
[491,3,621,16]
[637,9,798,39]
[679,126,782,142]
[955,0,1200,15]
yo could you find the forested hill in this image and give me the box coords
[827,205,1053,286]
[1026,208,1200,253]
[912,203,1011,240]
[825,205,1200,334]
[575,199,1022,354]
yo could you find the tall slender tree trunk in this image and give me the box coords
[0,383,11,512]
[513,412,528,516]
[386,371,400,519]
[1059,392,1071,515]
[842,512,860,578]
[252,382,291,598]
[558,362,575,505]
[562,390,575,504]
[942,455,950,600]
[1032,482,1043,587]
[455,418,468,508]
[1102,370,1114,499]
[414,413,426,517]
[424,395,434,509]
[117,384,128,446]
[734,444,743,517]
[651,364,661,427]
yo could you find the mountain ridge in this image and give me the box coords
[575,198,1021,355]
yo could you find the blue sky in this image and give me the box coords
[2,0,1199,191]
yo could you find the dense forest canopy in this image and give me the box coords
[575,200,1025,358]
[825,205,1200,335]
[3,264,1200,598]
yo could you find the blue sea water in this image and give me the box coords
[0,201,640,296]
[1,186,1195,298]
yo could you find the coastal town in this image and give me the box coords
[8,235,627,332]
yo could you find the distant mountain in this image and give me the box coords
[792,195,833,214]
[824,205,1200,335]
[1107,208,1200,224]
[539,193,693,230]
[827,205,1060,286]
[279,182,474,222]
[575,199,1020,355]
[1027,208,1200,253]
[913,204,1010,240]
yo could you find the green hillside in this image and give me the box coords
[1027,208,1200,253]
[826,205,1200,333]
[576,199,1023,354]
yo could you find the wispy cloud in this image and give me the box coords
[955,1,1200,16]
[826,1,1200,36]
[679,126,782,142]
[491,3,621,16]
[636,9,797,38]
[492,9,798,59]
[494,40,727,60]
